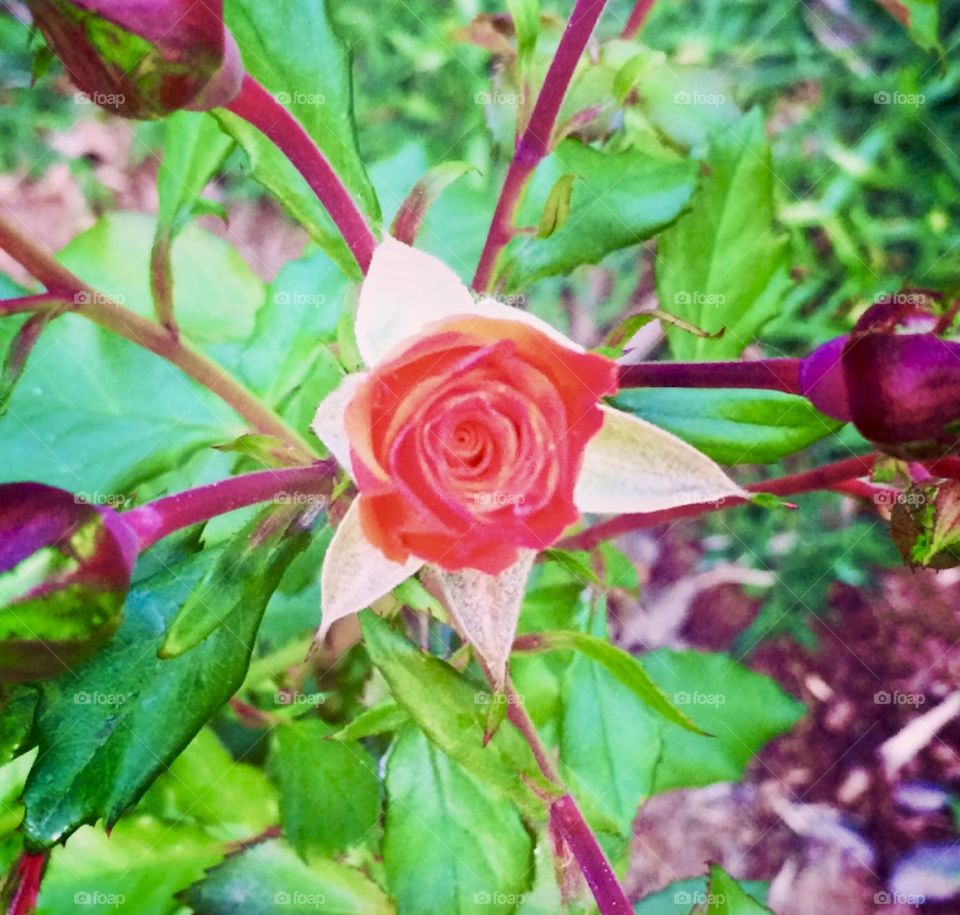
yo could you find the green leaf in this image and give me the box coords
[704,864,774,913]
[658,109,791,360]
[216,0,381,278]
[36,817,225,915]
[182,838,395,914]
[516,630,704,733]
[642,650,805,793]
[0,688,37,766]
[633,875,770,913]
[502,140,697,288]
[0,312,52,416]
[61,212,264,345]
[559,651,663,835]
[612,388,843,465]
[507,0,540,70]
[391,161,477,245]
[331,701,409,742]
[877,0,941,52]
[161,509,310,658]
[21,540,303,849]
[535,172,576,239]
[383,726,533,915]
[269,719,381,857]
[359,612,545,815]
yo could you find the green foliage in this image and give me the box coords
[613,388,844,465]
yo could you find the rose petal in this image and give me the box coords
[574,406,748,513]
[355,237,586,366]
[355,237,476,366]
[424,549,536,692]
[319,498,422,639]
[311,372,368,477]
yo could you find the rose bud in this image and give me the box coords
[0,483,138,682]
[25,0,243,118]
[890,481,960,570]
[800,295,960,456]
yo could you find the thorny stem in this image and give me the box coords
[621,0,657,38]
[617,358,804,396]
[504,681,632,914]
[472,0,610,291]
[224,75,377,274]
[561,453,879,551]
[0,212,316,463]
[123,462,337,552]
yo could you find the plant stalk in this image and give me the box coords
[621,0,657,38]
[617,358,804,395]
[0,213,316,462]
[472,0,610,291]
[123,461,336,551]
[224,75,377,273]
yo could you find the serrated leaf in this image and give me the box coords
[383,726,533,915]
[359,612,546,815]
[0,312,53,416]
[704,864,774,913]
[643,650,806,793]
[269,719,381,857]
[215,0,381,278]
[182,839,395,914]
[501,140,697,289]
[515,630,704,733]
[21,539,304,850]
[612,388,843,465]
[658,109,791,360]
[161,509,309,658]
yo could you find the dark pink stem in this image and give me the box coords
[473,0,609,291]
[562,453,878,550]
[0,294,70,316]
[621,0,656,38]
[617,358,804,395]
[225,75,376,273]
[123,461,336,552]
[550,795,632,913]
[7,852,47,915]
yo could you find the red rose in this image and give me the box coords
[344,315,618,574]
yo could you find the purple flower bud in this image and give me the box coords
[801,295,960,456]
[0,483,138,682]
[26,0,243,119]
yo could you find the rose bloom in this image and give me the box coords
[313,239,744,679]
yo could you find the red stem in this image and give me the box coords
[562,453,878,550]
[123,461,336,552]
[550,795,632,913]
[0,294,70,317]
[617,358,804,395]
[7,852,47,915]
[225,75,377,273]
[621,0,657,38]
[472,0,610,291]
